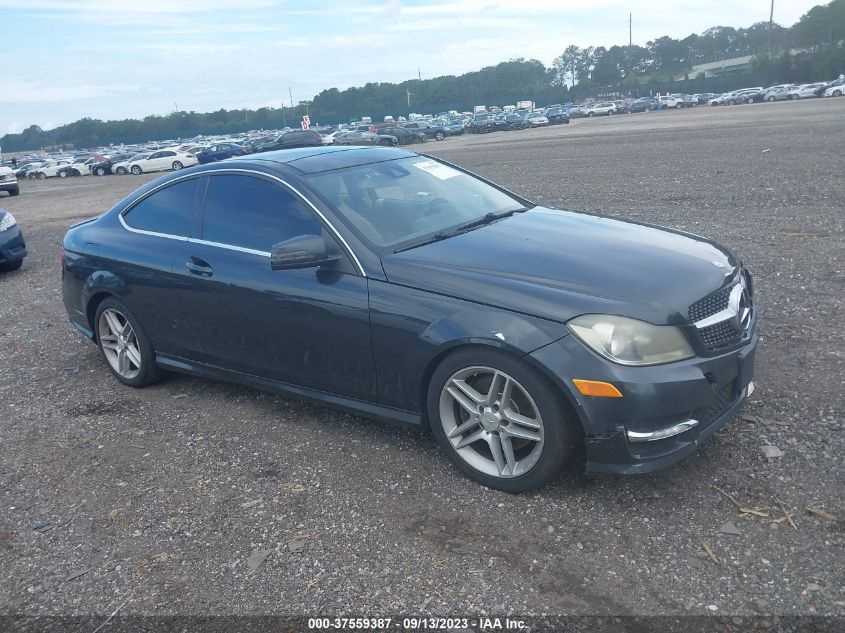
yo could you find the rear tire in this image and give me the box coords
[58,170,68,178]
[172,161,183,170]
[94,298,163,388]
[435,131,445,141]
[37,172,46,179]
[94,166,106,176]
[427,347,577,492]
[130,165,142,175]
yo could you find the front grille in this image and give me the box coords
[698,319,742,351]
[689,285,731,322]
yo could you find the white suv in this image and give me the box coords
[0,166,19,196]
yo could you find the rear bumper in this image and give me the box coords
[529,331,758,475]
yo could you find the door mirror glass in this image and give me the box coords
[270,235,338,271]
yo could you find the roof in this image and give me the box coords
[234,145,416,174]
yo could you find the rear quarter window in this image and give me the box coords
[122,178,198,236]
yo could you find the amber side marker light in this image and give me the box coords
[572,379,624,398]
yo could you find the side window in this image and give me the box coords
[123,178,197,236]
[148,152,162,159]
[163,151,176,157]
[202,175,323,252]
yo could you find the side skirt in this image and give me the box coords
[155,354,424,432]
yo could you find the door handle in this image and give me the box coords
[186,257,213,277]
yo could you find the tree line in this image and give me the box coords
[2,0,843,153]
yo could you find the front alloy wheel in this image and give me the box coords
[439,367,544,479]
[428,349,575,491]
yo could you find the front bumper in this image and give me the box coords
[529,331,758,474]
[0,225,28,264]
[0,178,18,192]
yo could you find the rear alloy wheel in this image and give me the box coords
[588,111,594,117]
[768,96,776,102]
[37,172,46,179]
[428,348,575,492]
[435,131,445,141]
[94,166,106,176]
[58,170,68,178]
[130,165,142,175]
[172,161,183,170]
[676,103,683,109]
[28,173,37,180]
[95,299,162,387]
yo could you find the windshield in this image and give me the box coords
[307,156,527,251]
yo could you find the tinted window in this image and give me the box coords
[202,175,322,251]
[123,178,197,236]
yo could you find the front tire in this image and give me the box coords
[8,186,20,197]
[435,131,445,141]
[116,167,127,175]
[834,89,843,97]
[0,258,23,271]
[767,96,776,102]
[95,298,162,388]
[427,348,576,492]
[94,166,106,176]
[58,170,68,178]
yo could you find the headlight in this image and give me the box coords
[0,212,17,232]
[567,314,694,366]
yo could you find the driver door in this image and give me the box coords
[174,173,377,402]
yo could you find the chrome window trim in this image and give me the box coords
[187,237,269,257]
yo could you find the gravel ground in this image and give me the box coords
[1,98,843,621]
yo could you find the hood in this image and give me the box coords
[381,207,739,325]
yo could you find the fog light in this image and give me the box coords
[573,379,623,398]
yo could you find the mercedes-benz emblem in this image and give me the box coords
[728,278,752,333]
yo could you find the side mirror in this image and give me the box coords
[270,235,338,271]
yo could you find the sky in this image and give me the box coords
[1,0,827,134]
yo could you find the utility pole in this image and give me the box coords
[768,0,775,53]
[289,87,294,108]
[418,68,421,81]
[629,13,632,47]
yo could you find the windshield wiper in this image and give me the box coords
[455,207,526,233]
[393,207,527,254]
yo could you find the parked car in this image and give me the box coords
[66,157,97,177]
[377,126,426,145]
[786,83,826,100]
[611,100,630,114]
[814,78,844,96]
[194,143,249,164]
[724,88,764,105]
[565,105,590,118]
[332,131,398,146]
[658,95,684,109]
[628,99,656,113]
[15,162,45,179]
[0,207,26,270]
[469,113,498,133]
[586,103,615,117]
[126,150,198,175]
[31,159,74,179]
[0,167,20,197]
[61,146,757,492]
[254,130,323,152]
[763,85,798,102]
[495,114,529,131]
[524,112,549,127]
[823,83,844,97]
[113,154,148,175]
[544,107,570,124]
[403,121,447,141]
[91,153,139,176]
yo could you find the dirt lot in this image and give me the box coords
[1,98,843,621]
